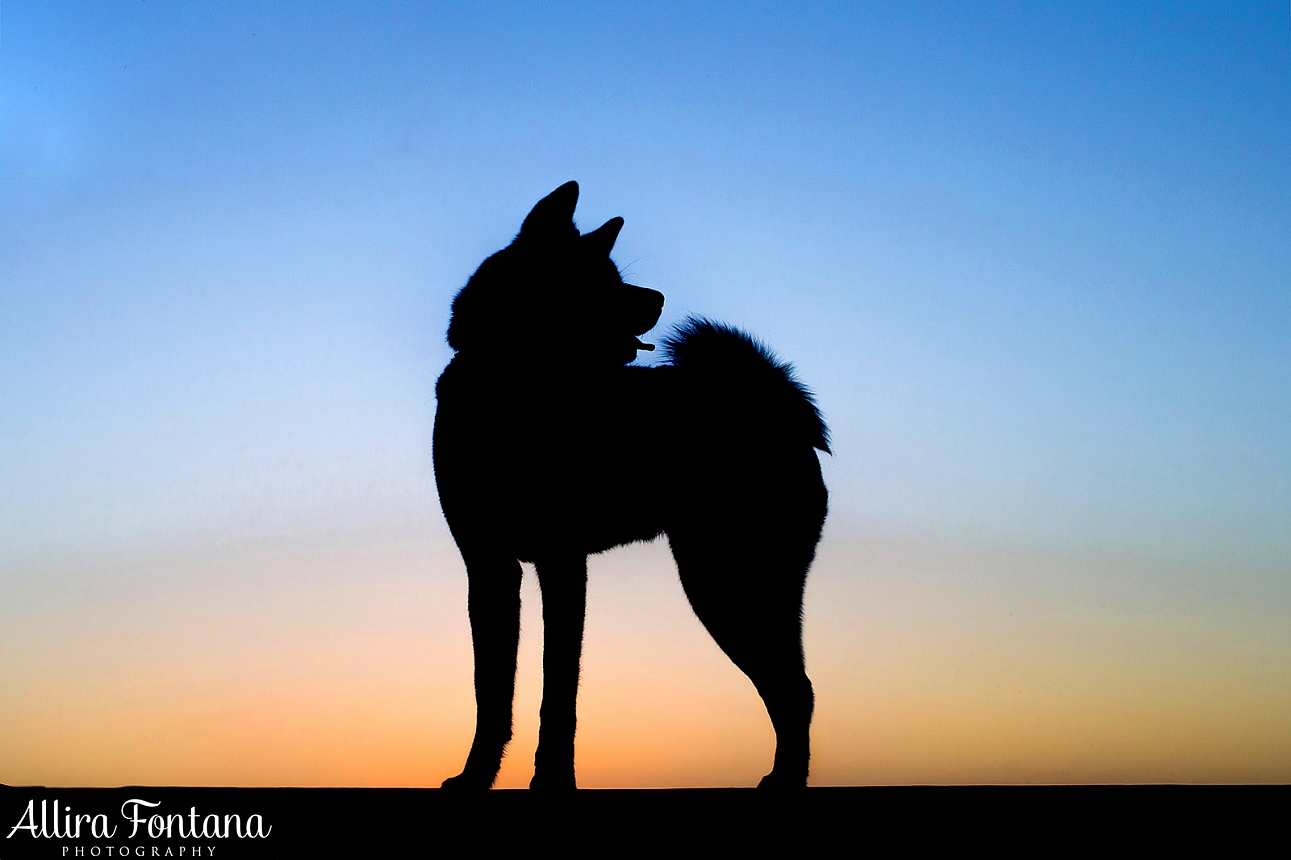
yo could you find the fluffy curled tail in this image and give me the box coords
[660,316,830,454]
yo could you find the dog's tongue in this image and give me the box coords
[634,338,655,351]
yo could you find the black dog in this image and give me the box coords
[434,182,828,789]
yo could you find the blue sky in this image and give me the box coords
[1,2,1289,785]
[5,2,1287,564]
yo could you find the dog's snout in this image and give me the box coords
[625,285,665,335]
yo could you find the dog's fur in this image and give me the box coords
[434,182,828,789]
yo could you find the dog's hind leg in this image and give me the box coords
[669,534,815,789]
[441,552,523,790]
[530,554,588,790]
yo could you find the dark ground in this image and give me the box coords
[0,784,1281,857]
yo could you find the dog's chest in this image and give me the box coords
[434,362,674,547]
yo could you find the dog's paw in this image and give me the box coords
[529,769,578,791]
[441,770,497,791]
[756,770,808,791]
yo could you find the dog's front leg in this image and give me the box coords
[442,553,523,790]
[530,554,588,790]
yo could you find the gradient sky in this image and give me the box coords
[2,2,1289,786]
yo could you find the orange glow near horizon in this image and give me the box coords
[2,530,1288,787]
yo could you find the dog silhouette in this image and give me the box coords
[434,182,828,789]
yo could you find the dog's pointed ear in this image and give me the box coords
[583,217,624,256]
[521,181,579,236]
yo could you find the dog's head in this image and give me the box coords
[447,182,665,366]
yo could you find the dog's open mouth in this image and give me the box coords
[635,338,655,351]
